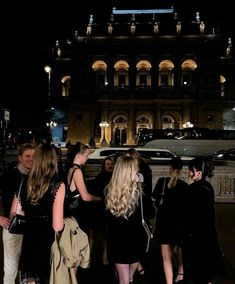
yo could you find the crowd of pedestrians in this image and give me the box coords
[0,142,226,284]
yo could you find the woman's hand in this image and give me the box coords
[0,215,11,229]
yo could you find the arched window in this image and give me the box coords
[158,60,174,87]
[136,60,152,87]
[220,75,226,97]
[92,60,108,88]
[161,114,175,129]
[113,115,128,145]
[181,59,197,86]
[136,114,152,134]
[61,76,71,97]
[114,60,129,88]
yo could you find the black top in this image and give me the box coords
[152,177,188,244]
[19,177,62,281]
[0,165,28,217]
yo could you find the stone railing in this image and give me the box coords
[84,160,235,203]
[151,161,235,203]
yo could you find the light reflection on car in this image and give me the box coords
[213,148,235,160]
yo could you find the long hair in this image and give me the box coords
[27,144,58,204]
[168,156,183,188]
[105,155,140,218]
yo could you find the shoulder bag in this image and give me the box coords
[159,178,166,207]
[140,189,152,252]
[8,177,27,234]
[65,167,81,212]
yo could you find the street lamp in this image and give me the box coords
[99,121,109,146]
[46,119,57,143]
[182,121,194,128]
[44,65,52,98]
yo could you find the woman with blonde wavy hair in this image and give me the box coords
[105,155,149,284]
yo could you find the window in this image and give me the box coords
[119,75,126,87]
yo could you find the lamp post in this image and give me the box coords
[46,119,57,143]
[44,65,52,98]
[99,121,109,146]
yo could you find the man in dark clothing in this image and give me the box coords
[0,143,35,284]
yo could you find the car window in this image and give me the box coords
[100,149,127,156]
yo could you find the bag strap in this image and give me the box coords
[140,188,151,252]
[162,178,166,196]
[68,168,78,188]
[14,177,25,213]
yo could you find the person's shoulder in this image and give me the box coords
[178,179,188,185]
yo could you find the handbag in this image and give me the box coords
[8,177,27,234]
[158,178,166,207]
[65,168,81,212]
[152,177,166,210]
[140,189,152,252]
[8,214,27,234]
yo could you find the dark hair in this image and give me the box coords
[67,142,90,165]
[170,156,183,170]
[188,157,214,178]
[101,156,114,172]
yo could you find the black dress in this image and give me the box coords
[152,177,188,245]
[19,178,62,283]
[182,179,225,283]
[106,203,148,264]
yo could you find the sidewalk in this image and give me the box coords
[0,204,234,283]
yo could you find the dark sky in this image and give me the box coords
[0,0,233,126]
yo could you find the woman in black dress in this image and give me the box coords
[105,155,148,284]
[10,143,66,284]
[152,157,188,284]
[182,158,225,284]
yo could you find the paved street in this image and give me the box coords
[0,203,235,283]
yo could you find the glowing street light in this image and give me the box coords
[99,121,109,146]
[44,65,52,98]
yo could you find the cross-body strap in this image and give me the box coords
[68,168,78,188]
[14,177,25,213]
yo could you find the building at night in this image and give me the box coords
[48,6,235,146]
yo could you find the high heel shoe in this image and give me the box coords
[174,272,184,283]
[137,264,145,276]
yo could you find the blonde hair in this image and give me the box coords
[27,144,58,204]
[105,155,141,218]
[167,157,183,188]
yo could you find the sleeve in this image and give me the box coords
[152,177,165,208]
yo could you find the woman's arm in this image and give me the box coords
[52,182,65,232]
[73,169,101,202]
[10,194,25,219]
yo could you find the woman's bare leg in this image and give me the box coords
[161,244,174,284]
[115,262,139,284]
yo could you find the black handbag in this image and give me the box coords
[8,177,27,235]
[8,214,27,234]
[65,168,81,212]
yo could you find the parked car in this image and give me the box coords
[213,148,235,160]
[88,147,194,161]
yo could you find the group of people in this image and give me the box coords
[152,156,225,284]
[0,142,225,284]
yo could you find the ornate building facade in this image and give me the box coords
[49,7,235,146]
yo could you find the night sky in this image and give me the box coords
[0,0,233,127]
